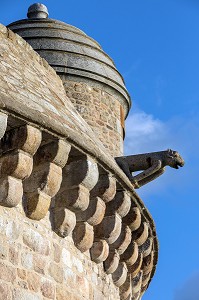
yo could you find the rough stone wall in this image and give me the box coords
[0,205,120,300]
[62,80,124,157]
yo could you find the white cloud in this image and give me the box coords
[124,108,199,197]
[124,109,170,155]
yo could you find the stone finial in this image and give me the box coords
[27,3,49,19]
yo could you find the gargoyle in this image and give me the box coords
[115,149,184,188]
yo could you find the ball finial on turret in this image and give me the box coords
[27,3,49,19]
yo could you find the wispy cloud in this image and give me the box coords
[124,108,199,196]
[174,272,199,300]
[124,109,169,155]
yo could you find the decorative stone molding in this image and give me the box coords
[0,112,7,139]
[0,124,41,208]
[23,138,70,220]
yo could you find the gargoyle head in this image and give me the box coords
[167,149,185,169]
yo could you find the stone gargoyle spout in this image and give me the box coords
[115,149,184,188]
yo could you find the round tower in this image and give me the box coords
[8,3,131,156]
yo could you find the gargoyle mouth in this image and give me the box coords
[175,163,184,169]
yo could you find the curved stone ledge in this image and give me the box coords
[0,23,158,299]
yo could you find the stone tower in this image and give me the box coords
[0,3,158,300]
[8,3,131,157]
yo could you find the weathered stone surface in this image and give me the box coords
[0,176,22,207]
[0,126,41,208]
[121,242,139,267]
[90,239,109,263]
[24,139,70,220]
[112,262,128,287]
[0,281,11,300]
[119,275,132,300]
[0,261,16,282]
[139,237,153,257]
[12,288,41,300]
[0,125,41,156]
[63,157,99,190]
[0,112,7,140]
[132,271,143,294]
[133,222,149,246]
[76,196,106,226]
[53,207,76,237]
[23,228,50,255]
[142,251,154,275]
[56,185,90,212]
[104,250,120,274]
[73,222,94,252]
[110,224,131,255]
[123,206,141,231]
[91,170,116,203]
[128,253,143,277]
[27,271,41,292]
[95,214,122,244]
[106,191,131,218]
[48,262,64,283]
[41,278,55,299]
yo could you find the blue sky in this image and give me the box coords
[1,1,199,299]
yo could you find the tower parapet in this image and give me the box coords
[8,4,131,156]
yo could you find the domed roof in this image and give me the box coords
[8,3,131,113]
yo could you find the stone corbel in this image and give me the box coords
[131,271,143,295]
[109,224,132,255]
[104,250,120,274]
[0,112,7,139]
[123,205,142,231]
[139,237,153,258]
[54,152,99,251]
[119,275,132,300]
[0,125,41,207]
[23,138,70,220]
[112,262,128,287]
[133,222,149,246]
[106,191,131,218]
[128,253,143,278]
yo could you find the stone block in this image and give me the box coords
[21,252,33,270]
[104,250,120,274]
[0,176,23,207]
[0,261,16,282]
[95,213,122,244]
[12,288,41,300]
[0,281,11,300]
[106,191,131,218]
[33,253,47,275]
[23,228,50,255]
[40,278,55,299]
[73,222,94,252]
[27,271,41,292]
[120,241,139,267]
[76,196,106,226]
[133,222,149,246]
[53,207,76,237]
[110,224,131,255]
[0,111,7,140]
[56,185,90,212]
[48,262,64,283]
[91,172,116,203]
[26,190,51,220]
[90,239,109,263]
[123,207,141,231]
[112,262,128,287]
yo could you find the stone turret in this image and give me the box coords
[8,3,131,156]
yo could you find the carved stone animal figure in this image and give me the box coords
[115,149,184,188]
